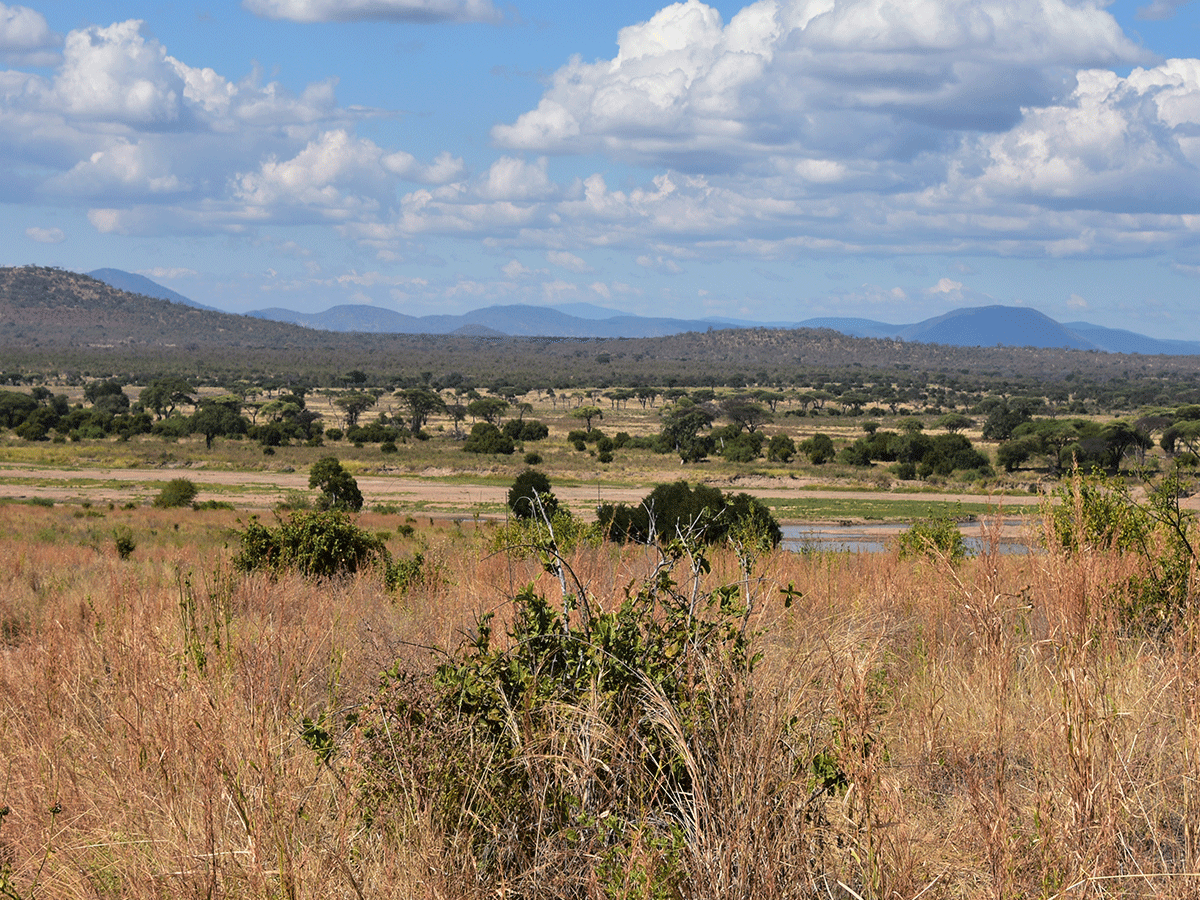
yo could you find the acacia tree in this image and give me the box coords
[190,397,247,449]
[571,405,603,432]
[140,377,194,419]
[720,396,772,433]
[397,388,446,435]
[467,397,509,425]
[335,392,377,429]
[659,401,714,464]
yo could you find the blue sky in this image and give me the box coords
[4,0,1200,338]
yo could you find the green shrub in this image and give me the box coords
[898,513,968,563]
[363,535,760,894]
[113,526,136,560]
[490,508,601,558]
[1046,469,1149,553]
[1047,468,1198,633]
[598,480,781,547]
[501,419,549,441]
[153,478,198,508]
[309,457,363,512]
[233,509,390,578]
[767,433,796,463]
[385,552,425,594]
[800,433,835,464]
[507,468,558,520]
[462,422,515,455]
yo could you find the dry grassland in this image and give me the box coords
[2,501,1200,898]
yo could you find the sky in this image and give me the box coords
[3,0,1200,338]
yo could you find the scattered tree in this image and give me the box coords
[309,457,363,511]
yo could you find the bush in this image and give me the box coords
[385,552,425,594]
[462,422,515,455]
[490,509,600,558]
[309,457,363,512]
[1045,468,1200,632]
[800,433,835,464]
[233,509,390,578]
[153,478,199,508]
[598,480,781,547]
[898,513,968,563]
[721,431,764,463]
[363,536,763,895]
[502,419,549,442]
[113,526,136,560]
[767,433,796,463]
[507,468,558,520]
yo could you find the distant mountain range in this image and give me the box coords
[87,268,221,312]
[86,268,1200,356]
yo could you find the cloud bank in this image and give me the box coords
[6,0,1200,315]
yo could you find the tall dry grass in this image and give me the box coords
[2,501,1200,898]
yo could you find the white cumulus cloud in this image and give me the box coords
[546,250,591,272]
[243,0,500,23]
[0,2,59,65]
[494,0,1144,178]
[479,156,555,201]
[139,267,197,279]
[928,278,964,294]
[25,225,64,243]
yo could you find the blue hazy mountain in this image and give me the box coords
[87,269,1195,355]
[798,306,1200,355]
[896,305,1097,350]
[88,268,220,312]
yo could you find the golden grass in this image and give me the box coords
[2,500,1200,898]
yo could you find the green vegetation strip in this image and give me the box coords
[766,496,1027,522]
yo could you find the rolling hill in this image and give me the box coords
[31,265,1200,357]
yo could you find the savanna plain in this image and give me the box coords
[5,480,1200,899]
[4,325,1200,897]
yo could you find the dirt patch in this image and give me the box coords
[0,461,1046,524]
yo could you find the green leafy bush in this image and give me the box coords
[309,457,363,512]
[506,468,558,520]
[898,513,968,563]
[1047,468,1198,632]
[362,535,761,895]
[153,478,198,508]
[113,526,136,560]
[233,509,389,578]
[800,433,835,464]
[462,422,515,454]
[490,508,601,558]
[767,433,796,463]
[385,552,425,594]
[598,480,781,547]
[501,419,549,441]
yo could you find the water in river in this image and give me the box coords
[782,519,1034,555]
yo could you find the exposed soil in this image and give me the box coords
[0,461,1045,525]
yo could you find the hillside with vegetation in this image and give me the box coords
[5,267,1200,395]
